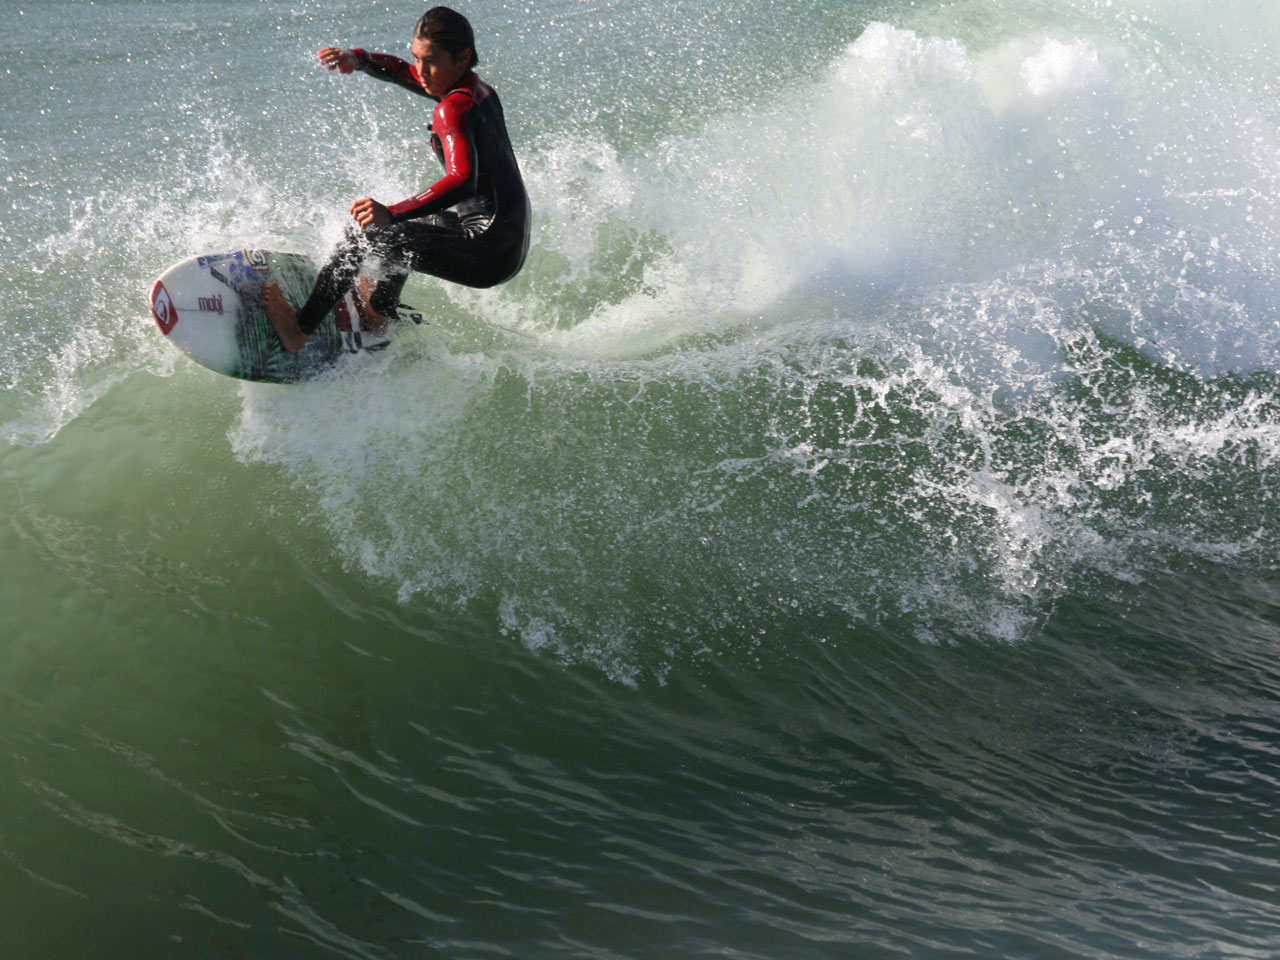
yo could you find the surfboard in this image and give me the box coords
[148,249,391,383]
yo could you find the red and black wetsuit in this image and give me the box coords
[295,49,531,334]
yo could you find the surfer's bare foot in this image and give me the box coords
[355,274,392,335]
[263,282,309,353]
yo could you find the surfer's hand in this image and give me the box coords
[319,47,358,73]
[350,198,392,229]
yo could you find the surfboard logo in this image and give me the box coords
[151,281,179,335]
[197,294,224,314]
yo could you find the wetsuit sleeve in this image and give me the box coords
[386,92,479,223]
[351,49,429,98]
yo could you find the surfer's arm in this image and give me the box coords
[349,48,430,98]
[386,93,478,223]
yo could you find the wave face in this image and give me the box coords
[217,4,1280,676]
[3,1,1280,957]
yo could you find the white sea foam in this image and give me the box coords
[219,11,1280,669]
[6,1,1279,670]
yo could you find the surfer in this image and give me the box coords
[264,6,531,352]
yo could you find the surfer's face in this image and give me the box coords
[412,36,471,98]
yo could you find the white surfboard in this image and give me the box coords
[148,249,391,383]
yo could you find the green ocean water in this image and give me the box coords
[4,0,1280,956]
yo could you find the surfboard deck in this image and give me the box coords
[148,249,391,383]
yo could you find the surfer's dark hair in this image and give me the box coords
[415,7,478,67]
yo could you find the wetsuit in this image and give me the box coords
[295,49,531,334]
